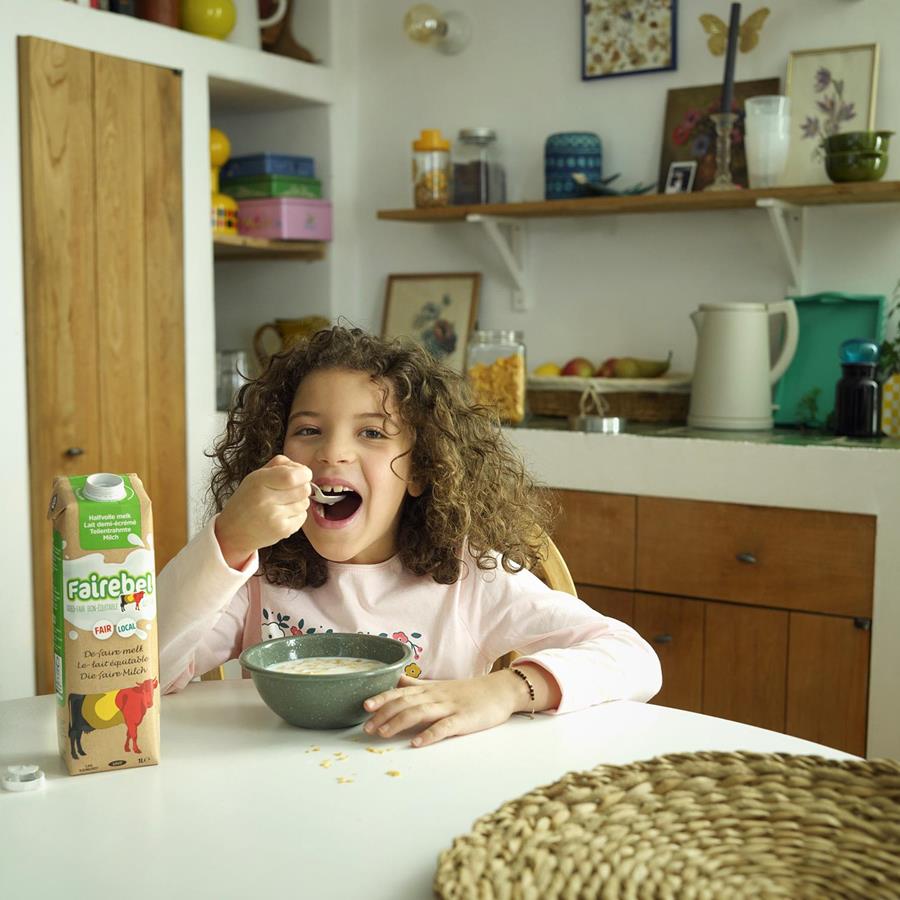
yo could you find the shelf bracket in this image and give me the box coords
[466,214,529,310]
[756,198,806,294]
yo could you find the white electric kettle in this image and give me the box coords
[688,300,799,430]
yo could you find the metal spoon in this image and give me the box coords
[310,483,346,506]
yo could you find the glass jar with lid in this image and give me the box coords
[412,129,451,208]
[452,128,506,205]
[466,330,526,425]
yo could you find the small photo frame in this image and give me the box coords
[381,273,481,371]
[582,0,677,81]
[783,43,880,186]
[665,161,697,194]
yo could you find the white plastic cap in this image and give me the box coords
[83,473,126,502]
[2,764,46,792]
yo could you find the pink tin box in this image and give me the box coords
[237,198,332,241]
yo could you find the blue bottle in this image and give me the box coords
[834,339,880,438]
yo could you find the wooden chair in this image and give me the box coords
[201,535,576,680]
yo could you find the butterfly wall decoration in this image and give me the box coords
[699,7,770,56]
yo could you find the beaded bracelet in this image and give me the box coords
[510,666,536,718]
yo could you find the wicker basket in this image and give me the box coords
[434,751,900,900]
[528,388,690,423]
[527,375,691,424]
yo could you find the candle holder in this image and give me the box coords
[703,112,741,192]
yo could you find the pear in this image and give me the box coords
[613,351,672,378]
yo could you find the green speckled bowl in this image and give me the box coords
[239,633,412,729]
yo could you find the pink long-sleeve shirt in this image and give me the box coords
[158,518,661,713]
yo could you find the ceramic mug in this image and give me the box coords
[253,315,330,367]
[226,0,288,49]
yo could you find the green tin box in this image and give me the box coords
[221,174,323,200]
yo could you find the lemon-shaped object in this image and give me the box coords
[182,0,236,41]
[533,362,561,376]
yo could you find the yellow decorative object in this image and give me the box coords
[210,127,238,235]
[182,0,236,40]
[882,373,900,436]
[699,7,769,56]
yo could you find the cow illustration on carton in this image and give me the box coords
[68,677,159,758]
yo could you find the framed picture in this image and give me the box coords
[782,43,880,186]
[665,160,697,194]
[582,0,677,81]
[381,273,481,371]
[657,77,780,192]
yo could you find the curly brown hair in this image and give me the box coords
[209,326,553,589]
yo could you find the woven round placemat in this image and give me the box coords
[434,751,900,900]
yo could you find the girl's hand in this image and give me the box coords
[362,669,539,748]
[215,455,312,569]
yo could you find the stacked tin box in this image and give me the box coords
[222,153,332,241]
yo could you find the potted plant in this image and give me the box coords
[879,280,900,437]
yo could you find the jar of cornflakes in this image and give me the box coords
[412,129,451,208]
[466,330,527,425]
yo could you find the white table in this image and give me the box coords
[0,680,850,900]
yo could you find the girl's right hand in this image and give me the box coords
[214,455,312,569]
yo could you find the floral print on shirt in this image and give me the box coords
[260,607,333,641]
[260,610,425,678]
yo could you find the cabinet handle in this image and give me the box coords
[853,617,872,631]
[653,633,673,644]
[64,447,85,457]
[736,552,757,565]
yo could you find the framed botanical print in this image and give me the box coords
[381,273,481,372]
[582,0,677,81]
[782,43,880,186]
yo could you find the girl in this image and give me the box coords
[158,327,660,747]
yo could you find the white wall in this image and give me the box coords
[349,0,900,369]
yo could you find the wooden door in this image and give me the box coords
[703,602,788,732]
[633,593,704,713]
[786,612,870,756]
[19,38,186,694]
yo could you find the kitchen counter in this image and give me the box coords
[524,416,900,449]
[504,424,900,759]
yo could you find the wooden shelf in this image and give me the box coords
[213,233,327,261]
[377,181,900,222]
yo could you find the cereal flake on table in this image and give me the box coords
[366,746,394,754]
[386,770,401,778]
[306,745,320,753]
[320,759,333,769]
[337,776,354,784]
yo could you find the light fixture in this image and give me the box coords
[403,4,471,55]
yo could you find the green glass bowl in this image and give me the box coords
[239,633,412,729]
[824,150,888,183]
[823,130,893,154]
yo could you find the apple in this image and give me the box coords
[561,357,594,377]
[596,357,617,378]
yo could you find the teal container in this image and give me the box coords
[774,292,885,426]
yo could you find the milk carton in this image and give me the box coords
[48,473,160,775]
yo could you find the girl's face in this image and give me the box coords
[283,368,422,565]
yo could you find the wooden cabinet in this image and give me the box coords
[636,497,875,617]
[703,602,788,732]
[551,490,635,589]
[19,38,186,694]
[551,489,874,754]
[634,593,704,714]
[787,612,870,756]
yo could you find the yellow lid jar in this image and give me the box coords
[466,330,527,425]
[412,129,451,208]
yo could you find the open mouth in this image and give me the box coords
[315,487,362,522]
